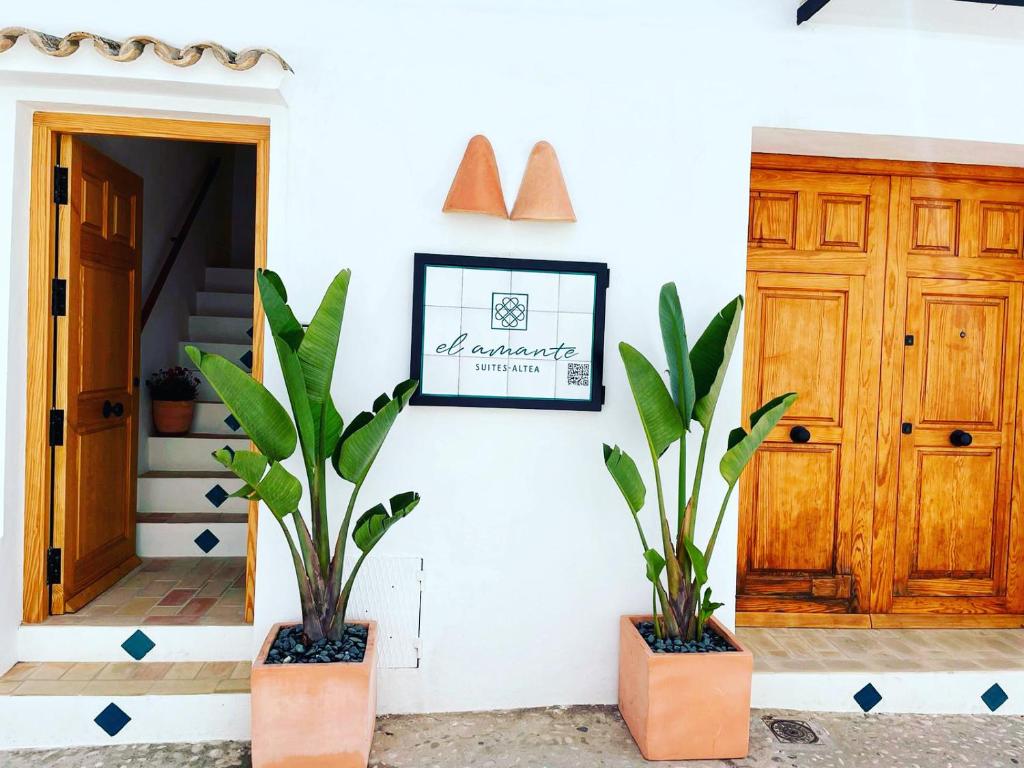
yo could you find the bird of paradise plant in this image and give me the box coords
[604,284,796,641]
[186,268,419,643]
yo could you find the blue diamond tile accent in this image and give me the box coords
[194,528,220,553]
[205,484,229,508]
[224,413,241,432]
[246,326,254,338]
[853,683,882,713]
[120,629,155,660]
[982,683,1008,712]
[94,703,131,737]
[240,349,253,369]
[222,445,236,460]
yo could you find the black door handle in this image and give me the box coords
[103,400,125,418]
[790,425,811,444]
[950,429,973,447]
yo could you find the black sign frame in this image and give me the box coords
[409,252,609,411]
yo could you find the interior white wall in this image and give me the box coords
[1,0,1024,715]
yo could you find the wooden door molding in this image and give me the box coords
[23,112,269,624]
[753,153,1024,185]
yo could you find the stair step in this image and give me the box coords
[195,291,254,318]
[192,402,248,436]
[0,661,249,748]
[188,315,254,344]
[137,519,247,557]
[204,266,254,293]
[179,341,252,371]
[138,472,248,514]
[147,435,250,473]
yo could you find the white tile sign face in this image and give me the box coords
[410,254,608,411]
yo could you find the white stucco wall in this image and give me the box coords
[2,0,1024,714]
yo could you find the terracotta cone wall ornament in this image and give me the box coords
[442,135,508,218]
[511,141,576,222]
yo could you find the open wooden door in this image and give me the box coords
[51,137,143,614]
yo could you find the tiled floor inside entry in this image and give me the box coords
[44,558,247,626]
[738,627,1024,672]
[0,661,249,696]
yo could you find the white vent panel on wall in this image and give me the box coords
[346,556,423,669]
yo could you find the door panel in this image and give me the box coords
[739,168,889,622]
[891,278,1021,611]
[52,138,143,614]
[737,271,863,612]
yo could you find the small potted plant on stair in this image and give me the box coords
[604,284,796,761]
[186,267,419,768]
[146,366,200,435]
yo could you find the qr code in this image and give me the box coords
[567,362,590,387]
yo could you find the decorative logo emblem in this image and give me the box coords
[492,292,529,331]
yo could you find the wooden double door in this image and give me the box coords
[738,156,1024,626]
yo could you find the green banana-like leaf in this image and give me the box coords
[297,270,350,420]
[352,491,420,553]
[684,539,708,586]
[333,380,419,484]
[659,283,695,424]
[257,269,304,351]
[619,343,684,458]
[643,548,666,583]
[690,296,743,429]
[186,346,297,461]
[719,393,797,485]
[213,448,302,520]
[273,335,317,473]
[603,444,646,514]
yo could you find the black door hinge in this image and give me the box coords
[53,166,68,205]
[49,409,64,446]
[51,278,66,317]
[46,547,62,585]
[904,334,914,346]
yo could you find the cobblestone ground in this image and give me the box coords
[2,706,1023,767]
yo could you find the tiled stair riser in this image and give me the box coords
[138,476,249,514]
[188,315,254,344]
[0,693,250,749]
[752,670,1024,715]
[191,402,248,436]
[195,291,254,317]
[203,267,254,293]
[136,521,247,558]
[147,435,250,473]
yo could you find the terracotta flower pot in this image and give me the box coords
[618,614,752,761]
[251,621,378,768]
[151,399,195,436]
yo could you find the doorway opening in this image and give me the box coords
[22,113,270,626]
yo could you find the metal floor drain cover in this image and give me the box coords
[766,718,819,745]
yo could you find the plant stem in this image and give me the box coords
[703,484,736,563]
[687,423,713,541]
[326,480,363,612]
[313,464,330,573]
[651,585,662,640]
[649,444,681,602]
[677,434,687,539]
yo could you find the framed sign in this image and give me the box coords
[410,253,609,410]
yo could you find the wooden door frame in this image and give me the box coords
[744,152,1024,629]
[23,112,269,624]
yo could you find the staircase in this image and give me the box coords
[136,266,255,560]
